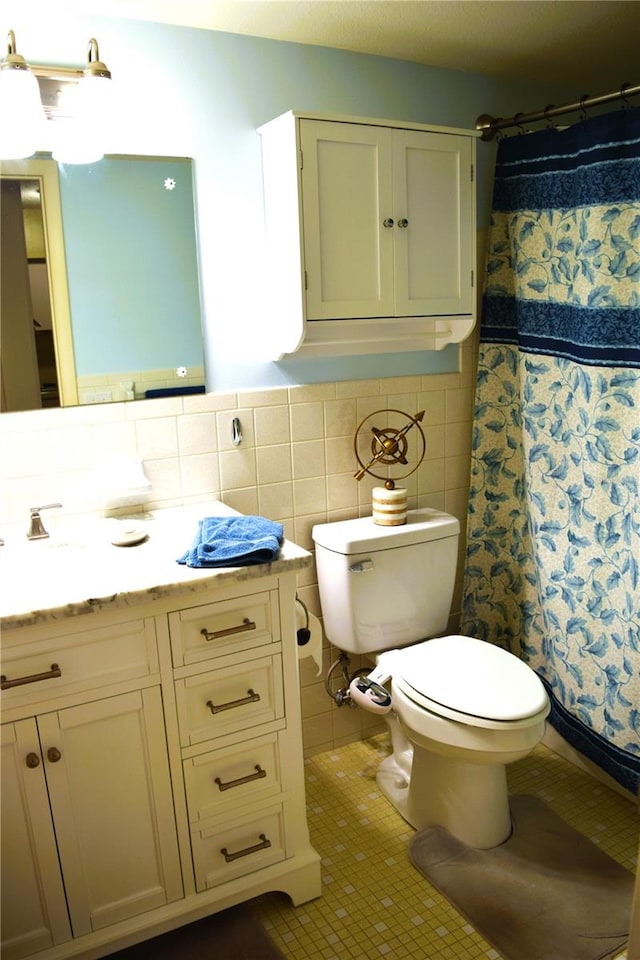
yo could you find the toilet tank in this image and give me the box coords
[312,509,460,655]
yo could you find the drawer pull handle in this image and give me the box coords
[47,747,62,763]
[215,764,267,792]
[206,689,260,714]
[26,752,41,769]
[200,618,256,641]
[1,663,62,690]
[221,833,271,863]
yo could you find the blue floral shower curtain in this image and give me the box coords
[462,107,640,793]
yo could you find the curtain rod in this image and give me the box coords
[475,82,639,141]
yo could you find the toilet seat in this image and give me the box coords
[393,635,550,730]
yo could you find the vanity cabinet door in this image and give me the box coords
[0,720,72,960]
[37,688,183,937]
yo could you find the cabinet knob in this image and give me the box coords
[47,747,62,763]
[398,218,409,228]
[382,218,394,228]
[26,752,41,768]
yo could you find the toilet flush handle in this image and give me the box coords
[349,559,374,573]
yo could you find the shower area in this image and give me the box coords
[463,97,640,796]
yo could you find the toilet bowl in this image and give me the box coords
[312,509,550,849]
[371,636,550,847]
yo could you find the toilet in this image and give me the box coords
[312,508,550,849]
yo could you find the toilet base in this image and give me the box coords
[376,743,513,849]
[376,752,412,817]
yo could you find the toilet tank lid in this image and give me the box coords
[312,509,459,554]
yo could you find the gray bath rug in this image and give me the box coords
[409,794,635,960]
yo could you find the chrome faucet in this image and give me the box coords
[27,503,63,540]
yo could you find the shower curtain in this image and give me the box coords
[462,106,640,794]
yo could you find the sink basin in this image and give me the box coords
[0,501,237,622]
[0,538,120,615]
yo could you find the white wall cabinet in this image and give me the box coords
[1,569,320,960]
[258,111,477,358]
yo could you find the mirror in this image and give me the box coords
[0,154,205,413]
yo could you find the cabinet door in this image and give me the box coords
[392,130,473,317]
[301,120,395,320]
[38,688,182,936]
[1,720,71,960]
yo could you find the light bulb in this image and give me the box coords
[52,38,112,165]
[53,75,112,164]
[0,43,46,159]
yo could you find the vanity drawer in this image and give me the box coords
[184,731,283,822]
[191,804,286,892]
[0,619,158,713]
[175,653,284,747]
[169,589,278,668]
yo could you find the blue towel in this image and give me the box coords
[177,515,284,568]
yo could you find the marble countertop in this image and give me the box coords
[0,502,311,630]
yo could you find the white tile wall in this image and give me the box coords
[0,342,478,756]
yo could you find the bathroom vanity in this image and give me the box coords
[0,504,321,960]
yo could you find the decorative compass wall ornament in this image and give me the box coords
[353,409,426,525]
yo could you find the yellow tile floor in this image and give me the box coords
[254,735,638,960]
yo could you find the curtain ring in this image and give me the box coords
[544,104,556,129]
[514,112,526,134]
[620,82,631,108]
[579,94,589,120]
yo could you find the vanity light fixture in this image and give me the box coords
[0,30,112,163]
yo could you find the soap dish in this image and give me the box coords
[109,521,148,547]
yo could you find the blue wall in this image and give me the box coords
[8,5,575,390]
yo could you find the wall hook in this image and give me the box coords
[232,417,243,446]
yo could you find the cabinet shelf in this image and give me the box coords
[283,314,476,359]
